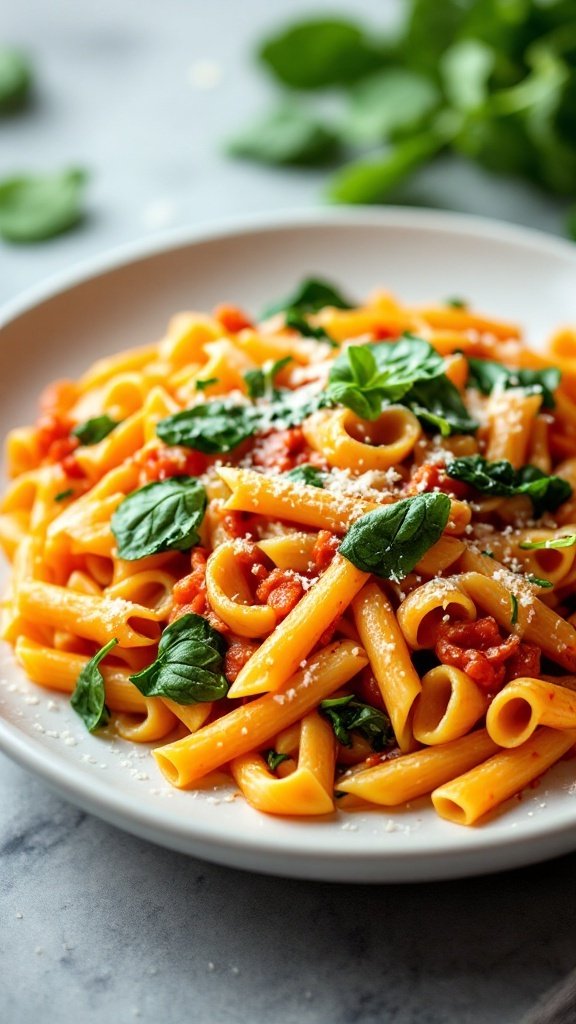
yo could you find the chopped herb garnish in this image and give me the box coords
[54,488,74,502]
[244,356,292,400]
[510,593,519,626]
[284,464,326,488]
[445,297,468,309]
[195,377,219,391]
[265,749,291,771]
[262,277,354,319]
[525,574,553,588]
[519,534,576,551]
[284,310,337,346]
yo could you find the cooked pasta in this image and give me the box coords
[3,278,576,827]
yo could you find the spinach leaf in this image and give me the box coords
[339,492,451,580]
[446,456,572,515]
[404,375,478,436]
[341,68,440,146]
[327,336,444,420]
[130,614,228,704]
[0,48,32,112]
[259,18,383,90]
[441,39,495,113]
[72,414,119,446]
[265,749,291,771]
[111,476,207,560]
[284,464,326,488]
[327,130,447,203]
[227,102,340,166]
[0,168,87,243]
[262,277,354,319]
[157,388,327,454]
[244,357,292,401]
[71,638,117,732]
[157,401,258,454]
[520,534,576,551]
[319,694,394,751]
[467,357,561,409]
[284,310,337,346]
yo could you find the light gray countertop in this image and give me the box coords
[1,2,575,1022]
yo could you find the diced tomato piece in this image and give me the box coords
[435,616,521,692]
[39,379,77,415]
[213,303,253,334]
[137,446,208,483]
[406,462,469,500]
[256,567,304,620]
[312,530,339,572]
[221,510,261,540]
[506,642,541,681]
[251,427,313,473]
[61,453,86,479]
[224,638,259,682]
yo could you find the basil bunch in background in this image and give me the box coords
[228,2,576,235]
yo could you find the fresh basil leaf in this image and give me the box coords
[130,613,228,705]
[510,593,519,626]
[244,357,292,400]
[111,476,207,560]
[259,387,328,432]
[327,130,447,203]
[157,402,258,454]
[0,168,87,243]
[262,277,354,319]
[284,311,337,346]
[467,357,561,409]
[284,465,326,488]
[259,18,383,90]
[72,414,119,446]
[446,456,572,515]
[54,488,74,503]
[265,749,291,771]
[0,48,32,113]
[339,492,451,581]
[319,694,394,751]
[340,68,440,146]
[404,375,478,436]
[327,336,444,420]
[195,377,219,391]
[520,534,576,551]
[71,638,117,732]
[227,102,340,166]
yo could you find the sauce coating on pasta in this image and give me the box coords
[3,280,576,826]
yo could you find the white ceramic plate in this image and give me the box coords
[1,208,576,883]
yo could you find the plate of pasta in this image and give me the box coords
[2,208,576,882]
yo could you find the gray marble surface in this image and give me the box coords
[1,2,576,1022]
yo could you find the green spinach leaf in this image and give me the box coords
[327,336,444,420]
[467,357,561,408]
[111,476,207,560]
[265,749,291,771]
[227,102,340,165]
[72,414,119,446]
[339,492,451,580]
[262,277,354,319]
[446,456,572,515]
[284,310,336,346]
[130,614,228,704]
[0,48,32,112]
[244,357,292,400]
[71,638,117,732]
[404,375,478,436]
[0,168,87,243]
[319,694,394,751]
[259,18,383,90]
[284,464,326,488]
[157,402,258,454]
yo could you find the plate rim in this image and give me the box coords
[2,205,576,880]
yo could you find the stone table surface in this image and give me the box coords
[1,2,575,1022]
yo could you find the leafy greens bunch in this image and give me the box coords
[228,0,576,234]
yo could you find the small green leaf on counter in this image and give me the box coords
[259,18,383,90]
[0,168,87,243]
[72,414,119,446]
[111,476,207,560]
[0,48,32,112]
[130,614,228,704]
[340,68,439,146]
[227,103,340,166]
[71,638,117,732]
[339,492,451,581]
